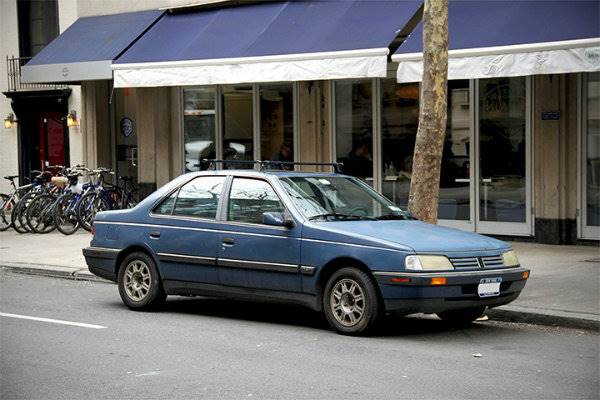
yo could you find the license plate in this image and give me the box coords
[478,277,502,298]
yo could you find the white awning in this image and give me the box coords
[393,39,600,83]
[113,49,389,87]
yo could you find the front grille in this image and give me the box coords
[449,255,505,270]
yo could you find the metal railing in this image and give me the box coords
[6,56,68,92]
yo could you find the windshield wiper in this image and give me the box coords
[375,213,410,220]
[308,213,376,221]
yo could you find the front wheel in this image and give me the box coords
[118,252,166,310]
[323,267,382,335]
[77,192,111,232]
[437,307,486,326]
[0,194,13,231]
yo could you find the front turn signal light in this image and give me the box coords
[522,271,530,279]
[431,277,447,285]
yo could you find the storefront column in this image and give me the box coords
[81,80,112,169]
[297,81,332,171]
[533,73,578,244]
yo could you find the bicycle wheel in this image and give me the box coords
[26,194,57,234]
[0,194,13,231]
[77,192,111,232]
[12,197,29,233]
[14,191,38,233]
[54,193,80,235]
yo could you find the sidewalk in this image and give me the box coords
[0,230,598,329]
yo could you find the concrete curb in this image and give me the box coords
[2,263,598,331]
[1,263,112,284]
[487,308,599,331]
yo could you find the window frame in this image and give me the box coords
[150,175,227,222]
[223,176,290,228]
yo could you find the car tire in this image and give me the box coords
[118,252,166,310]
[323,267,381,335]
[437,306,486,325]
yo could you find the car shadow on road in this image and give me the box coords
[111,296,513,338]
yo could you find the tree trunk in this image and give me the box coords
[407,0,449,224]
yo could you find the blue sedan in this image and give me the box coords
[83,168,529,335]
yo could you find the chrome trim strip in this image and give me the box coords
[300,265,316,276]
[157,252,217,266]
[94,221,297,240]
[149,213,289,231]
[87,246,121,253]
[219,258,299,274]
[373,267,522,278]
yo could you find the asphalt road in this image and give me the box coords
[1,270,598,400]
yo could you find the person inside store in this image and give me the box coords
[269,143,293,170]
[344,138,373,179]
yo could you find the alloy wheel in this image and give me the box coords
[330,278,366,327]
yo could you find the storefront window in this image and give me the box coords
[380,80,419,207]
[478,77,527,223]
[440,81,471,220]
[183,87,216,172]
[260,84,294,166]
[585,72,600,227]
[380,80,471,217]
[222,85,254,168]
[335,80,373,183]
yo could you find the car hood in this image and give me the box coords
[305,220,510,253]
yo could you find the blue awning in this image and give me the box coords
[113,0,422,87]
[21,10,164,84]
[391,1,600,82]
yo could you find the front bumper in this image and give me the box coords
[374,267,529,314]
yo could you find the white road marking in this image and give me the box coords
[0,312,107,329]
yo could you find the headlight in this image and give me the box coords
[502,250,520,267]
[405,255,454,271]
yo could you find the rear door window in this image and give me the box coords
[171,176,226,219]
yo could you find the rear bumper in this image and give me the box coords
[82,246,119,282]
[374,267,529,314]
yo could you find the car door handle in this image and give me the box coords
[149,231,161,239]
[222,237,235,246]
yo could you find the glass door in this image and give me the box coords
[581,72,600,239]
[475,77,531,236]
[438,80,473,231]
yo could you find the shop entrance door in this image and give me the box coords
[39,112,68,168]
[437,77,532,236]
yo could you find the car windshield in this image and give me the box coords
[279,176,413,221]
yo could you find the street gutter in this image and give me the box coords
[1,263,597,331]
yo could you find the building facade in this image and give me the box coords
[2,0,599,244]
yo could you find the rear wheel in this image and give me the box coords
[118,252,166,310]
[78,192,111,232]
[54,193,80,235]
[26,194,56,234]
[323,267,381,335]
[437,307,486,326]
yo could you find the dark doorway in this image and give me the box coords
[4,89,71,183]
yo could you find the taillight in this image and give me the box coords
[91,225,96,235]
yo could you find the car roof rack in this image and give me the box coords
[202,159,344,174]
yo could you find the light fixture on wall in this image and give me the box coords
[4,113,17,129]
[66,110,79,127]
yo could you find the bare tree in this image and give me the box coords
[407,0,449,223]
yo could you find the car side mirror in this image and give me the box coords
[262,212,295,228]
